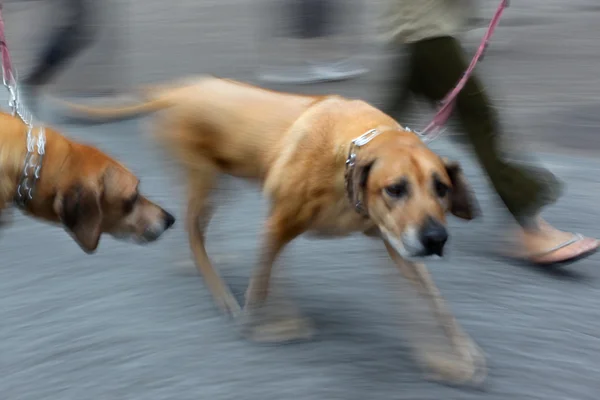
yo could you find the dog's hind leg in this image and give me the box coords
[239,206,314,343]
[186,168,242,317]
[383,241,487,386]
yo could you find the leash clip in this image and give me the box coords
[415,128,447,144]
[352,129,381,147]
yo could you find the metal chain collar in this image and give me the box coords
[344,128,386,216]
[15,123,46,207]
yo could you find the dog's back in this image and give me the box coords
[150,77,339,180]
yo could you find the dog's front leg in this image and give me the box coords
[239,209,314,343]
[383,241,487,386]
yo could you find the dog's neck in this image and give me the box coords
[0,113,69,221]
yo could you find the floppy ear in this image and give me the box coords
[54,184,103,253]
[356,160,375,191]
[349,159,376,215]
[444,159,480,220]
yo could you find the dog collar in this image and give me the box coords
[344,128,386,217]
[14,124,46,209]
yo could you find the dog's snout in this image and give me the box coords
[138,210,175,243]
[164,211,176,230]
[420,217,448,256]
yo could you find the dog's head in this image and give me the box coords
[349,136,479,258]
[52,149,175,254]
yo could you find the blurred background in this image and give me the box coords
[1,0,600,399]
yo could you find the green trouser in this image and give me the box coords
[384,36,562,224]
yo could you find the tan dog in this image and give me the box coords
[58,76,485,385]
[0,111,175,253]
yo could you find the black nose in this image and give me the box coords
[419,217,448,256]
[163,211,176,230]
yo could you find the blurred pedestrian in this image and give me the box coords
[257,0,368,84]
[22,0,97,113]
[379,0,598,266]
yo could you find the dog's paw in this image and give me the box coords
[238,304,315,343]
[217,297,243,319]
[419,336,487,387]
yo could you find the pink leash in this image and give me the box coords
[417,0,510,143]
[0,3,16,91]
[0,3,34,122]
[0,2,21,118]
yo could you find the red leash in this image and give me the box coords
[417,0,510,143]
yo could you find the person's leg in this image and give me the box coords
[380,44,420,123]
[312,0,368,79]
[258,0,366,84]
[257,0,326,83]
[23,0,95,111]
[400,36,597,264]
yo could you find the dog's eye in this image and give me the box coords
[435,180,449,198]
[385,181,409,199]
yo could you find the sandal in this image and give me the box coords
[526,233,599,266]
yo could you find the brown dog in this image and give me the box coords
[0,111,175,253]
[58,76,486,385]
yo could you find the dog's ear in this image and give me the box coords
[54,184,103,253]
[443,159,480,220]
[349,159,376,214]
[356,160,375,191]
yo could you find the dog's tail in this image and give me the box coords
[51,80,190,123]
[54,96,170,122]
